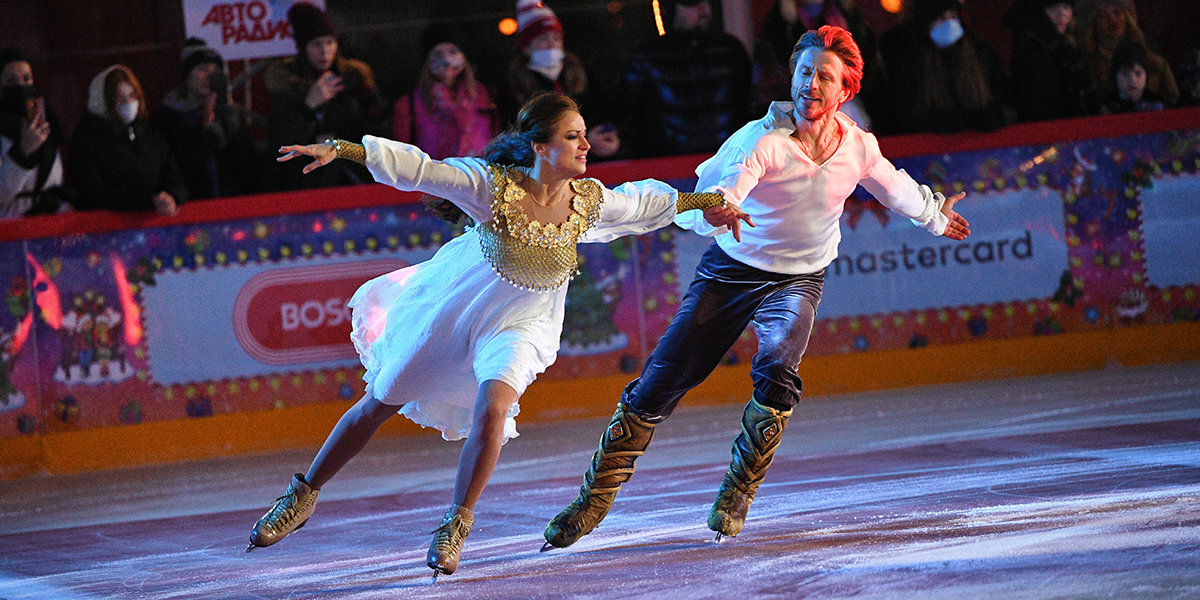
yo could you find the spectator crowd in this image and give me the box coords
[3,0,1197,220]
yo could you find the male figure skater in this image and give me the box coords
[544,25,971,548]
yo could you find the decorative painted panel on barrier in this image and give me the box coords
[0,203,682,437]
[1,123,1197,439]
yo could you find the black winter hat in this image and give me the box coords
[0,46,29,72]
[180,38,224,79]
[288,2,337,51]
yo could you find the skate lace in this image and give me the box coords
[263,490,308,529]
[430,516,470,557]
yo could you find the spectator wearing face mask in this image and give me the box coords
[502,0,584,117]
[878,0,1011,134]
[501,0,620,160]
[69,65,187,216]
[0,46,72,218]
[393,42,497,160]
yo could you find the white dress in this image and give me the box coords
[349,136,682,442]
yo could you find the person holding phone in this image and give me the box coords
[0,46,71,218]
[265,2,384,190]
[155,39,259,199]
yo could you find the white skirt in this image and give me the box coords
[348,228,567,442]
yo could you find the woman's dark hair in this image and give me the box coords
[1109,40,1149,79]
[0,46,29,72]
[481,92,579,167]
[424,93,579,224]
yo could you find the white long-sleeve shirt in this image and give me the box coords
[675,102,948,275]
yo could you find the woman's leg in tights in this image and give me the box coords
[451,379,518,510]
[426,380,515,574]
[303,391,397,489]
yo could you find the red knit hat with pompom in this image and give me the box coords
[514,0,563,50]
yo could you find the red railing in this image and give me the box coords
[4,107,1197,244]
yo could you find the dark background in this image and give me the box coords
[2,0,1197,147]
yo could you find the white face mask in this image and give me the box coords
[929,18,964,49]
[528,48,565,80]
[116,100,139,124]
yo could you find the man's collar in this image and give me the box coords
[765,101,797,132]
[766,101,853,134]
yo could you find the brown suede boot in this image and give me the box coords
[543,403,656,549]
[708,398,792,540]
[427,504,474,582]
[246,473,320,552]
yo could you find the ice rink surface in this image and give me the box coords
[2,361,1198,599]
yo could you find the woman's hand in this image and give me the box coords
[940,191,970,240]
[305,71,344,109]
[199,92,217,128]
[277,142,337,174]
[19,98,50,156]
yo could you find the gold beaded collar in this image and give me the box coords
[477,164,604,292]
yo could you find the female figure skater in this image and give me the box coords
[245,93,726,581]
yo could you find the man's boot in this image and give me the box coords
[708,398,791,540]
[543,403,656,549]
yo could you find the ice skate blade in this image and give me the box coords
[540,542,557,553]
[713,532,731,543]
[245,542,258,553]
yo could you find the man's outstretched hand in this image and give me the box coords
[941,192,970,240]
[703,202,756,242]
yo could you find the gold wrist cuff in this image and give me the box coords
[676,191,725,214]
[325,138,366,165]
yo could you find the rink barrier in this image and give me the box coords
[3,321,1197,478]
[1,107,1199,479]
